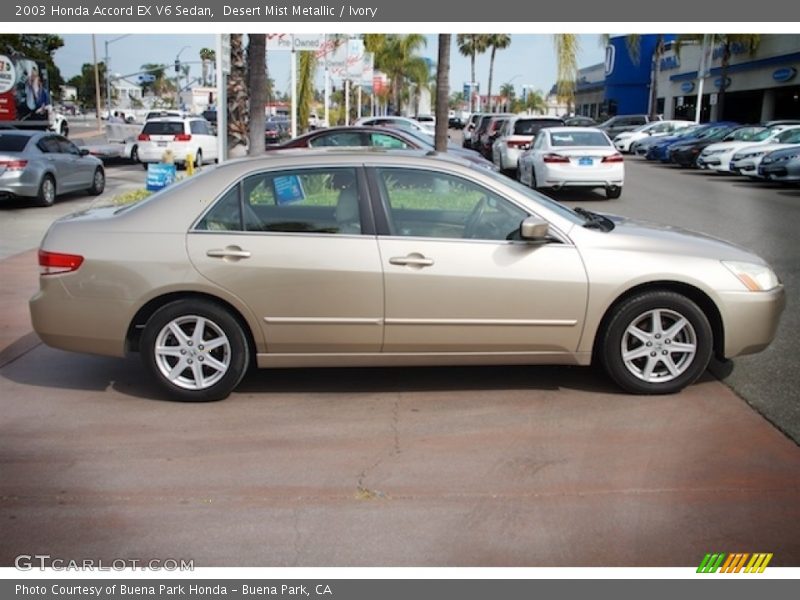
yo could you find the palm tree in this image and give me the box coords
[247,34,266,156]
[457,34,488,112]
[677,34,760,121]
[371,34,427,115]
[554,34,580,116]
[199,47,215,86]
[435,34,451,152]
[485,34,511,112]
[523,89,547,114]
[227,34,248,154]
[297,50,318,134]
[499,82,515,112]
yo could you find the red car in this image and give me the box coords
[270,126,497,170]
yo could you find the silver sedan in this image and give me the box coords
[0,130,105,207]
[30,150,784,401]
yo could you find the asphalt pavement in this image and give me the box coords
[549,159,800,443]
[1,148,799,567]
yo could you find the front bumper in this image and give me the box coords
[719,286,785,358]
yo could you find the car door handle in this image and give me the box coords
[389,254,434,267]
[206,246,251,260]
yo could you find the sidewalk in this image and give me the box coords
[0,250,40,368]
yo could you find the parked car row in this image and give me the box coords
[625,120,800,184]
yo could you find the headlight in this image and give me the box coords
[703,148,726,156]
[722,261,780,291]
[741,150,767,159]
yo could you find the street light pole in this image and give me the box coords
[104,34,131,119]
[175,45,191,110]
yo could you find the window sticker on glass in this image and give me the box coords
[273,175,306,205]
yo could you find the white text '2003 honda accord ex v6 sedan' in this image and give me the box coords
[30,150,785,401]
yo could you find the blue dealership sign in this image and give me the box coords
[714,77,731,89]
[680,81,695,93]
[773,67,797,83]
[146,163,177,191]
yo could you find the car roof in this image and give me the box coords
[215,148,475,172]
[544,126,604,133]
[0,129,44,138]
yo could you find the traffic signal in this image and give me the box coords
[174,59,180,73]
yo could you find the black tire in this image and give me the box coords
[87,167,105,196]
[194,150,202,169]
[140,299,250,402]
[530,167,539,190]
[35,174,56,207]
[598,291,713,395]
[130,145,139,162]
[606,185,622,199]
[142,161,149,170]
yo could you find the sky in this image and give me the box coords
[55,33,605,99]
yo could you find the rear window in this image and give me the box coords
[550,131,610,147]
[514,119,563,135]
[142,121,186,135]
[0,134,30,152]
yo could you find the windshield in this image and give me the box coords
[513,119,563,135]
[778,129,800,143]
[143,121,185,135]
[0,134,30,152]
[752,129,776,142]
[550,131,611,147]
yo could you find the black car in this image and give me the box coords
[448,116,465,129]
[669,125,761,168]
[265,120,290,145]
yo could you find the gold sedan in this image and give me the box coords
[30,151,785,401]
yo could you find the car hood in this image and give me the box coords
[595,214,766,264]
[733,142,794,158]
[702,140,761,154]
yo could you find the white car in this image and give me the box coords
[137,117,218,169]
[518,127,624,199]
[355,116,436,136]
[613,120,693,153]
[700,125,800,173]
[492,116,565,173]
[729,127,800,178]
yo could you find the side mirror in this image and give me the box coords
[79,148,90,156]
[519,216,550,241]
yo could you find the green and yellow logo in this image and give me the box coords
[697,553,773,573]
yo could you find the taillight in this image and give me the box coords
[507,140,528,148]
[38,250,84,275]
[602,153,624,163]
[543,153,570,163]
[0,160,28,170]
[174,133,192,141]
[137,133,150,141]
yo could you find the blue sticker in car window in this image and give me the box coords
[274,175,306,205]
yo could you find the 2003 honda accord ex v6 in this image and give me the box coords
[30,150,785,401]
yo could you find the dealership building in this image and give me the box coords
[573,34,800,123]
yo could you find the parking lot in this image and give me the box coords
[1,148,799,567]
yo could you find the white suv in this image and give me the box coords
[137,117,218,168]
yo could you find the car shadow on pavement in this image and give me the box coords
[777,189,800,197]
[1,344,625,402]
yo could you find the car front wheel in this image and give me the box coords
[35,174,56,207]
[599,291,713,395]
[141,299,250,402]
[88,167,105,195]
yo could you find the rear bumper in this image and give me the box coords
[0,169,41,198]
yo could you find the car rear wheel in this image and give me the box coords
[599,291,713,395]
[35,175,56,207]
[194,150,203,169]
[141,299,250,402]
[130,145,139,162]
[88,167,105,195]
[605,185,622,199]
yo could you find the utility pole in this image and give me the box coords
[91,35,101,129]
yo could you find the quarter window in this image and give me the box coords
[376,168,527,241]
